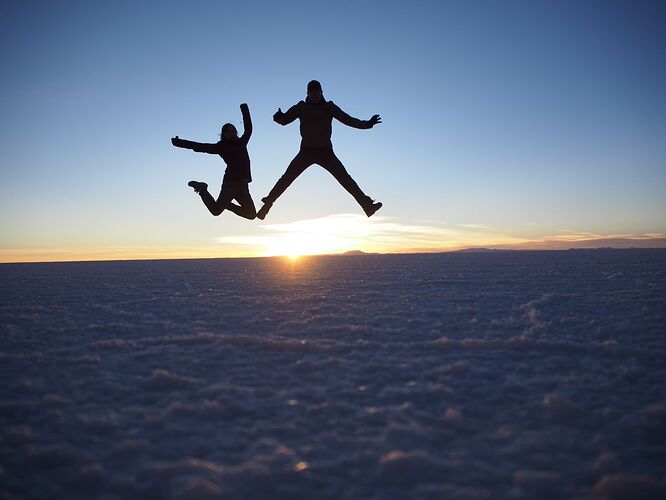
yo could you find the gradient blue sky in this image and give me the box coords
[1,0,665,261]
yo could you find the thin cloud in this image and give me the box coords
[457,223,496,230]
[216,214,666,256]
[217,214,527,256]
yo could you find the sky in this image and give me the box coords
[1,0,665,262]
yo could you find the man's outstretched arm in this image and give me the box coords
[240,103,252,142]
[331,102,381,129]
[171,136,219,154]
[273,103,300,126]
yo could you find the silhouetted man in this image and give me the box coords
[256,80,382,220]
[171,103,257,220]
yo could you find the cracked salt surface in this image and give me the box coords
[1,250,665,499]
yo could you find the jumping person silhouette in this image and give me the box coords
[256,80,382,220]
[171,103,257,219]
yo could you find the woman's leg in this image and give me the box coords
[227,183,257,220]
[199,183,234,216]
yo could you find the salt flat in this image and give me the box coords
[1,250,665,499]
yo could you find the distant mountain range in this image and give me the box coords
[458,237,666,252]
[339,237,666,257]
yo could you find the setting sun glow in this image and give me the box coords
[220,214,369,258]
[259,231,351,258]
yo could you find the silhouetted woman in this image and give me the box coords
[171,103,256,219]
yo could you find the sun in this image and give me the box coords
[260,232,353,259]
[242,214,378,258]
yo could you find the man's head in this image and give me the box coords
[307,80,323,103]
[221,123,238,140]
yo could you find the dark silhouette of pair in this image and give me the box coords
[171,81,382,221]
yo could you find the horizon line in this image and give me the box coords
[2,244,665,266]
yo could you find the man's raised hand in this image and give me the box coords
[369,114,382,127]
[171,136,181,146]
[273,108,284,123]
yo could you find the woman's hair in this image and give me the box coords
[220,123,238,139]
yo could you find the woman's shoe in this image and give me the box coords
[187,181,208,193]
